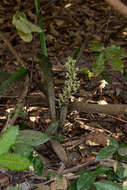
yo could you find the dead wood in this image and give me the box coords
[104,0,127,17]
[70,102,127,115]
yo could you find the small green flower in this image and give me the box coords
[58,57,80,107]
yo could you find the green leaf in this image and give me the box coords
[0,67,27,96]
[118,143,127,157]
[124,167,127,178]
[32,155,44,176]
[109,137,119,149]
[7,185,23,190]
[16,130,50,146]
[106,45,127,57]
[94,165,113,177]
[92,53,105,76]
[0,153,30,171]
[118,143,127,162]
[0,126,19,156]
[115,162,124,182]
[95,145,117,161]
[94,180,122,190]
[90,42,105,52]
[122,185,127,190]
[80,68,93,79]
[45,121,59,136]
[67,179,77,190]
[13,143,34,158]
[17,30,33,42]
[109,57,124,73]
[12,11,42,34]
[77,171,96,190]
[12,11,42,42]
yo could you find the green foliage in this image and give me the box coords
[95,145,117,161]
[34,0,47,56]
[68,137,127,190]
[12,11,42,42]
[109,137,119,148]
[94,181,122,190]
[0,126,51,173]
[31,153,44,176]
[80,42,127,79]
[0,126,31,171]
[0,67,27,96]
[79,68,93,79]
[77,171,96,190]
[7,185,23,190]
[13,143,34,158]
[16,130,50,146]
[0,153,30,171]
[0,126,19,156]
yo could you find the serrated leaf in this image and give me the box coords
[95,145,117,161]
[13,143,34,158]
[90,42,105,52]
[0,67,27,96]
[77,171,96,190]
[16,130,50,146]
[94,180,122,190]
[109,57,124,73]
[0,153,30,171]
[0,126,19,156]
[109,137,119,148]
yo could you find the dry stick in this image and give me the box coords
[70,102,127,115]
[104,0,127,17]
[0,31,29,133]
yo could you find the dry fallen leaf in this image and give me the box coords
[50,177,67,190]
[86,132,109,146]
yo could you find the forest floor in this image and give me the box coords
[1,0,127,189]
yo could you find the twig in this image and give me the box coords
[70,102,127,115]
[62,159,95,174]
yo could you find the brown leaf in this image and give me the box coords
[86,132,109,146]
[50,177,67,190]
[51,141,69,163]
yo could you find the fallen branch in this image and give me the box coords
[70,102,127,115]
[104,0,127,17]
